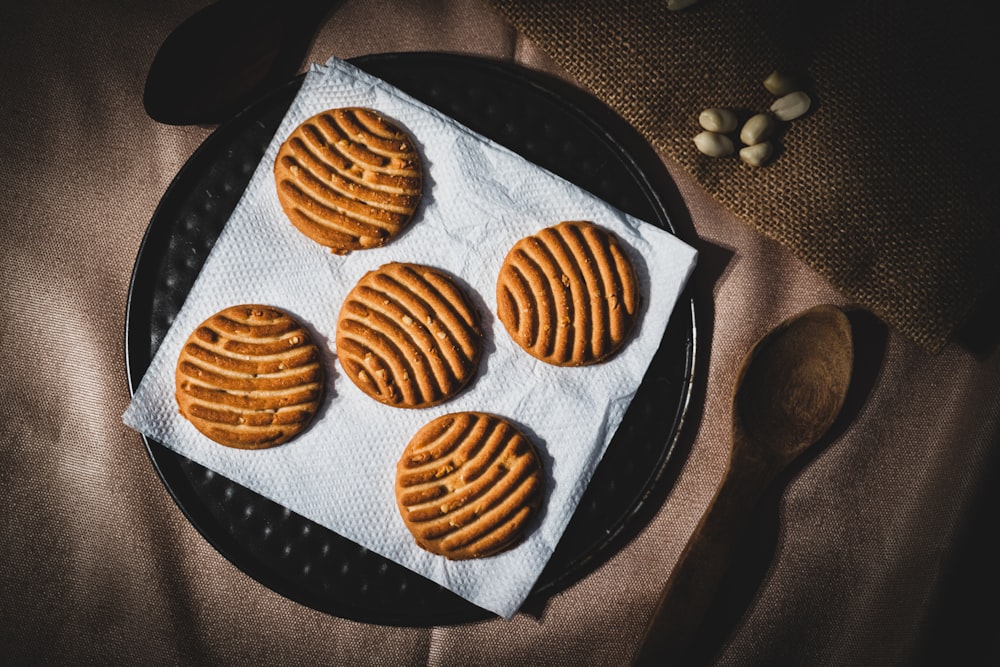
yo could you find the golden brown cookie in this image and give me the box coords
[274,107,423,254]
[336,262,482,408]
[395,412,544,560]
[496,220,640,366]
[175,305,324,449]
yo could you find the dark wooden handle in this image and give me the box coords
[632,454,768,666]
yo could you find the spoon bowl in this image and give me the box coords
[634,304,853,666]
[733,304,853,470]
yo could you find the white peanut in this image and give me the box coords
[770,91,811,121]
[666,0,703,10]
[693,131,735,157]
[739,141,774,167]
[698,108,738,133]
[740,113,776,145]
[763,70,799,96]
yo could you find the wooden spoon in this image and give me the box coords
[633,304,853,665]
[143,0,338,126]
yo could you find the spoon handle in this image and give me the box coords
[632,455,771,666]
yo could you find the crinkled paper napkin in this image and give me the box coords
[490,0,999,353]
[124,57,697,618]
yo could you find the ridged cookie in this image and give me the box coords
[496,220,639,366]
[336,262,482,408]
[175,305,325,449]
[274,107,423,254]
[395,412,544,560]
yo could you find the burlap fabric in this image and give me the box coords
[488,0,998,353]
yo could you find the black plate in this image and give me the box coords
[125,52,697,625]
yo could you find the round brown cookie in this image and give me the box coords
[274,107,423,255]
[175,305,325,449]
[496,220,640,366]
[395,412,544,560]
[336,262,483,409]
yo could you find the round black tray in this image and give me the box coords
[125,52,696,626]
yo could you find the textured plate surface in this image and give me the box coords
[125,52,696,625]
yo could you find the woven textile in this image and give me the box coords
[489,0,998,352]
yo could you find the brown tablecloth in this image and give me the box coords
[2,1,998,665]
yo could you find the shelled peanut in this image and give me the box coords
[666,0,704,10]
[692,70,811,167]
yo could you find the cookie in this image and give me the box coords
[274,107,423,254]
[395,412,544,560]
[336,262,482,408]
[496,220,639,366]
[175,305,324,449]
